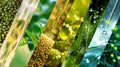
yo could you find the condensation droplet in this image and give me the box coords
[99,25,103,28]
[86,59,90,63]
[98,56,101,59]
[102,31,107,35]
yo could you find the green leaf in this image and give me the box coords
[19,38,28,46]
[25,30,38,46]
[28,39,35,51]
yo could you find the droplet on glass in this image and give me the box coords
[99,25,103,28]
[86,59,90,63]
[98,56,101,59]
[102,31,107,35]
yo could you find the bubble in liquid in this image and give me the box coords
[101,8,103,10]
[93,16,96,19]
[93,20,96,23]
[89,8,93,12]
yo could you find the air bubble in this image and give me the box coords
[90,8,93,12]
[101,8,103,10]
[93,20,96,23]
[93,16,96,19]
[96,11,99,14]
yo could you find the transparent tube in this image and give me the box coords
[0,0,39,67]
[44,0,91,67]
[80,0,120,66]
[27,0,74,66]
[61,0,110,66]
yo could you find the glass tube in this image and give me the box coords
[80,0,120,66]
[44,0,91,67]
[0,0,39,67]
[27,0,74,66]
[61,0,110,67]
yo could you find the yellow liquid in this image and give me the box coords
[45,0,91,67]
[27,0,74,66]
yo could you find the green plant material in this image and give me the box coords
[98,18,120,67]
[28,0,74,66]
[45,48,62,67]
[61,0,110,67]
[113,59,116,63]
[112,26,118,32]
[43,0,74,39]
[110,54,114,58]
[25,30,38,47]
[114,46,118,51]
[0,0,22,46]
[45,0,91,66]
[111,44,115,47]
[19,38,28,46]
[55,40,71,52]
[27,34,54,67]
[117,56,120,60]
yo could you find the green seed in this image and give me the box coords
[110,54,114,58]
[115,33,120,38]
[112,26,118,32]
[117,56,120,60]
[113,59,116,63]
[110,44,114,47]
[114,46,117,50]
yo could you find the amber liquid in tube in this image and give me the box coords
[44,0,91,67]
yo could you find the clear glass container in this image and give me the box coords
[0,0,39,67]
